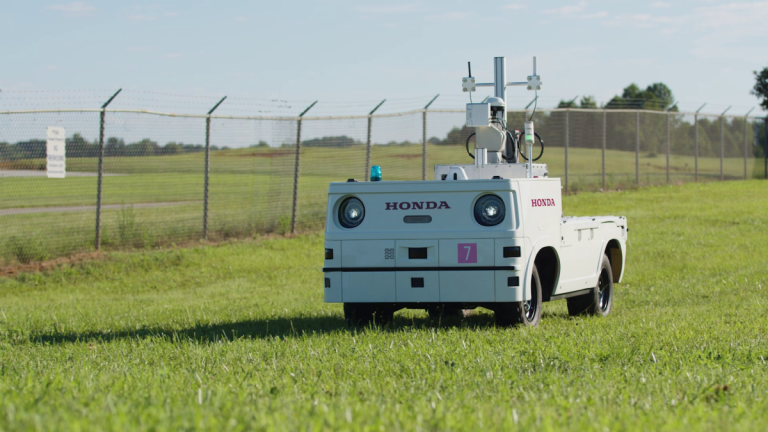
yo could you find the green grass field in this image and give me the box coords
[1,144,765,263]
[1,180,766,430]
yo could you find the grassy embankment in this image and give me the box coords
[1,180,766,430]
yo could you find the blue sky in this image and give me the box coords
[1,0,767,117]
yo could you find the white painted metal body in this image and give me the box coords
[323,175,627,306]
[322,55,627,310]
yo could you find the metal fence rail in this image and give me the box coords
[1,107,766,264]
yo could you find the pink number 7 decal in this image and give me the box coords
[457,243,477,263]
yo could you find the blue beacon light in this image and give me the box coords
[370,165,382,182]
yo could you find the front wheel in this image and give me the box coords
[427,304,464,322]
[495,264,542,327]
[567,254,613,317]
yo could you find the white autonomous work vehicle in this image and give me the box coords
[322,57,628,326]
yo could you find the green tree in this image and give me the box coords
[0,142,10,161]
[162,142,184,155]
[751,66,768,110]
[128,139,159,156]
[66,133,97,158]
[105,137,125,157]
[580,96,597,109]
[557,98,578,108]
[605,83,674,111]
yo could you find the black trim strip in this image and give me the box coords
[549,288,591,301]
[323,266,515,272]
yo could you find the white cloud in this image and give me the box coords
[688,1,768,61]
[603,13,685,28]
[543,1,587,15]
[46,2,94,16]
[503,3,526,10]
[356,4,418,14]
[581,11,608,19]
[128,14,157,21]
[165,53,183,59]
[650,1,672,8]
[425,11,467,21]
[694,1,768,30]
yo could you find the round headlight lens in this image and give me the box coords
[474,194,506,226]
[339,197,365,228]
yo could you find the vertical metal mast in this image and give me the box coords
[494,57,506,102]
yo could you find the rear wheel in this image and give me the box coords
[344,303,394,327]
[495,264,542,327]
[567,254,613,317]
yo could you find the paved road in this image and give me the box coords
[0,201,202,217]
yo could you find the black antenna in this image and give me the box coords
[467,62,472,77]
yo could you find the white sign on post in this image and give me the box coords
[46,126,66,178]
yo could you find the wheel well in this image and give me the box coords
[534,247,559,302]
[605,239,623,282]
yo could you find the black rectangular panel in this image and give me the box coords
[503,246,521,258]
[404,215,432,224]
[325,249,333,260]
[507,276,520,287]
[324,277,331,288]
[411,277,425,288]
[408,247,428,259]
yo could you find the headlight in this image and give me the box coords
[339,197,365,228]
[474,194,505,226]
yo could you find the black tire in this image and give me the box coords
[344,303,373,327]
[567,254,613,317]
[495,264,542,327]
[344,303,394,327]
[427,304,464,322]
[374,306,395,326]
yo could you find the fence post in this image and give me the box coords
[765,117,768,179]
[666,111,670,183]
[744,108,755,179]
[422,94,439,181]
[635,110,639,185]
[94,88,121,251]
[720,107,730,181]
[365,99,386,180]
[203,96,227,240]
[694,113,698,182]
[694,103,706,182]
[290,101,317,234]
[565,109,569,192]
[602,111,606,190]
[720,117,724,180]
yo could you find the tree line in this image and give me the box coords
[0,134,228,161]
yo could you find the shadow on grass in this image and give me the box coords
[24,311,501,345]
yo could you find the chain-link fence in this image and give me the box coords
[1,106,766,264]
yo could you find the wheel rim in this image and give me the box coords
[598,268,610,311]
[525,278,538,321]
